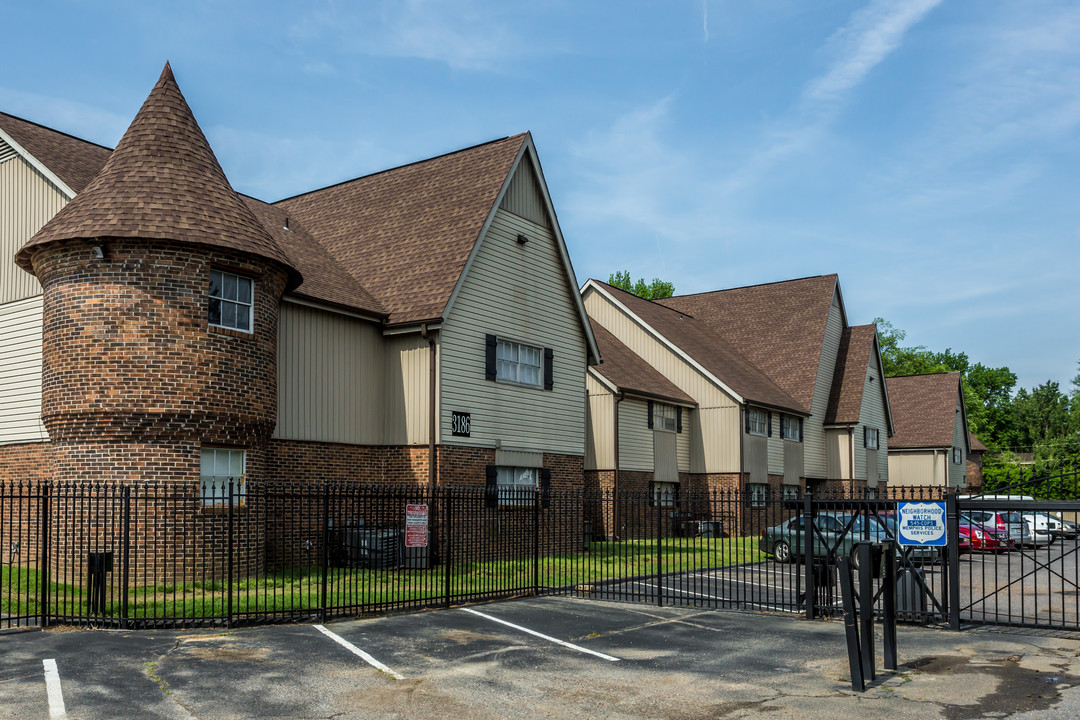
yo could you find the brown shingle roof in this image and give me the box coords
[590,322,694,404]
[0,111,111,194]
[592,281,804,413]
[657,275,839,411]
[16,63,300,289]
[277,134,526,325]
[825,324,877,425]
[241,196,385,317]
[970,434,987,452]
[885,372,964,449]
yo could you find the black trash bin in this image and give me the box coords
[87,551,113,614]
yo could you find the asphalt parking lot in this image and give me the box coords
[5,596,1080,719]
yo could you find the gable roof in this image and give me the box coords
[241,196,385,317]
[277,134,527,326]
[825,324,877,425]
[970,434,987,452]
[16,63,300,289]
[590,322,694,405]
[0,111,111,196]
[585,280,805,414]
[657,274,840,412]
[885,372,967,449]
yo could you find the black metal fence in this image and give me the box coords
[2,478,1077,632]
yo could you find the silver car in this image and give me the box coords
[962,510,1030,547]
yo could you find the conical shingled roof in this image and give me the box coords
[16,63,300,288]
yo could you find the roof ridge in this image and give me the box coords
[590,279,699,320]
[274,132,527,205]
[663,273,837,300]
[0,110,115,153]
[886,370,961,380]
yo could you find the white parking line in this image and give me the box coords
[42,659,66,719]
[461,607,620,662]
[313,624,405,680]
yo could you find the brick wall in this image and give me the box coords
[0,442,53,482]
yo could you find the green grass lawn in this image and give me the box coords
[1,536,764,621]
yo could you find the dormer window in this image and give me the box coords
[209,270,253,332]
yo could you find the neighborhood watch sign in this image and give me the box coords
[897,502,948,547]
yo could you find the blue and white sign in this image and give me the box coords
[897,502,947,546]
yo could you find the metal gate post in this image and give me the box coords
[857,542,875,683]
[882,543,897,670]
[946,489,961,630]
[39,482,50,629]
[121,485,131,628]
[656,492,663,608]
[320,482,331,623]
[444,489,452,609]
[227,479,235,627]
[533,485,540,597]
[803,491,814,619]
[837,556,864,692]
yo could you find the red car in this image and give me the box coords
[959,523,1014,552]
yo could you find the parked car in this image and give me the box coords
[957,522,1014,553]
[961,510,1031,547]
[759,513,938,565]
[1021,512,1060,545]
[1057,518,1080,540]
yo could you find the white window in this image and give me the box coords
[653,403,677,432]
[496,339,542,387]
[653,481,678,506]
[200,448,246,506]
[749,483,768,507]
[747,408,768,437]
[781,415,801,441]
[497,466,538,505]
[781,484,801,501]
[953,447,963,464]
[864,427,879,450]
[209,270,254,332]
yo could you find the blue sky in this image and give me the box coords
[3,1,1078,393]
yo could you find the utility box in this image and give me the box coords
[897,567,928,621]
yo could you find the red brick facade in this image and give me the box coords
[0,442,53,482]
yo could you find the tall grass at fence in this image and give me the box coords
[1,536,763,622]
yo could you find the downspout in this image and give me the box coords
[739,406,746,486]
[421,324,437,487]
[613,391,624,538]
[848,427,856,488]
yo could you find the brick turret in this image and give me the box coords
[16,64,300,485]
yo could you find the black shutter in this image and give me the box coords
[863,427,869,448]
[744,408,750,434]
[647,481,655,507]
[485,465,498,508]
[647,400,654,429]
[676,407,683,433]
[485,334,497,381]
[543,347,554,390]
[540,468,551,508]
[798,418,804,442]
[767,412,773,437]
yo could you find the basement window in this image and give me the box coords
[209,270,254,333]
[200,448,246,507]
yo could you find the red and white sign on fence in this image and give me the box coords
[405,504,429,548]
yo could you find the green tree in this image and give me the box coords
[608,270,675,300]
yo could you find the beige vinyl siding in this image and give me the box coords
[744,433,768,483]
[385,333,436,445]
[806,292,844,477]
[676,409,692,472]
[826,428,851,479]
[1,156,66,304]
[767,413,784,475]
[585,373,614,470]
[583,288,740,473]
[784,441,804,484]
[274,301,386,444]
[498,154,551,228]
[618,397,653,471]
[653,430,678,483]
[950,394,967,487]
[855,354,889,481]
[440,208,586,455]
[888,450,942,486]
[0,295,47,444]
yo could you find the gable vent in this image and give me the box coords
[0,137,17,164]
